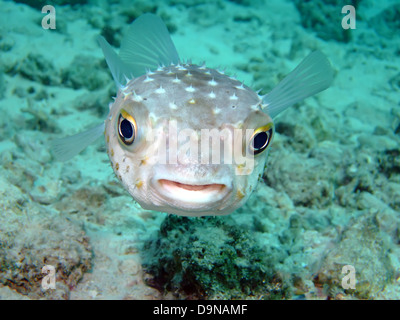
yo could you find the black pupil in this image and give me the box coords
[120,119,133,139]
[253,131,268,150]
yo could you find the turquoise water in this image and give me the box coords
[0,0,399,300]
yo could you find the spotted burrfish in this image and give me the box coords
[52,13,334,216]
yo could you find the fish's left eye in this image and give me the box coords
[249,124,273,155]
[117,110,137,145]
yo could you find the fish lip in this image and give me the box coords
[159,179,226,191]
[154,178,232,206]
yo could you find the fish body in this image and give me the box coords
[105,63,271,216]
[52,14,334,217]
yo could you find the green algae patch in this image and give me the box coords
[142,215,290,300]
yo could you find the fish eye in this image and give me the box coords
[117,110,137,145]
[249,124,273,155]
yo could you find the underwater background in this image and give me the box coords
[0,0,399,299]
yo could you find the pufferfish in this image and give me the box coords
[53,13,334,216]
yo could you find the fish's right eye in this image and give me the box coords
[117,110,137,145]
[248,123,274,155]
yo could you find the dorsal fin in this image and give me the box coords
[98,36,131,88]
[98,13,180,88]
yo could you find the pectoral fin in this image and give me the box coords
[263,51,334,118]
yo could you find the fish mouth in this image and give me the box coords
[157,179,230,205]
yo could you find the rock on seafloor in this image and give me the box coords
[142,215,290,300]
[0,176,92,299]
[313,214,395,299]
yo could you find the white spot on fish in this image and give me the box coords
[208,78,217,86]
[155,86,166,94]
[169,102,178,109]
[185,85,195,92]
[146,69,155,75]
[229,93,238,100]
[122,91,131,100]
[213,107,221,114]
[133,91,143,102]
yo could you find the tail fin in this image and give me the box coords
[263,51,334,118]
